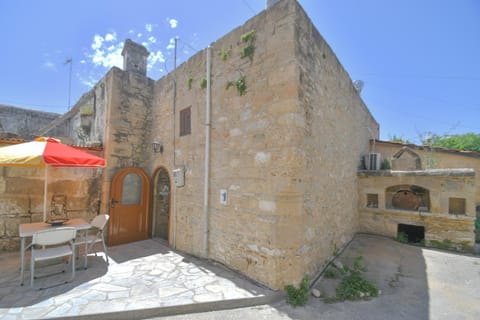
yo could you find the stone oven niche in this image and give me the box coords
[386,185,430,212]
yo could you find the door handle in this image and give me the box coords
[110,198,118,208]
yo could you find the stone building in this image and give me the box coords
[0,0,477,290]
[358,140,478,250]
[0,104,59,139]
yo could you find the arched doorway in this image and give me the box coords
[152,167,171,242]
[108,167,150,246]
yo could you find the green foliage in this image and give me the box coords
[334,256,378,302]
[200,77,207,89]
[396,232,408,243]
[240,30,256,62]
[285,276,309,307]
[427,133,480,152]
[80,105,93,115]
[323,256,378,303]
[187,77,193,90]
[389,134,412,144]
[429,239,454,250]
[219,47,231,61]
[475,218,480,243]
[324,266,341,279]
[235,76,247,96]
[240,29,256,43]
[240,44,255,61]
[381,159,391,170]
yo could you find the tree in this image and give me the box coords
[427,133,480,152]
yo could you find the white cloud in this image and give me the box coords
[169,18,178,29]
[86,32,124,69]
[105,32,117,42]
[91,35,104,50]
[80,60,86,64]
[145,24,153,32]
[148,36,157,44]
[148,50,165,69]
[166,37,176,50]
[137,33,143,38]
[42,60,56,70]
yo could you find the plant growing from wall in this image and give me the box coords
[240,29,256,62]
[285,275,309,307]
[225,75,247,96]
[80,105,93,115]
[200,77,207,89]
[235,76,247,96]
[187,77,193,90]
[219,47,231,61]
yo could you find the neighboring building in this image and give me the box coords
[0,104,60,139]
[357,140,478,250]
[0,0,476,290]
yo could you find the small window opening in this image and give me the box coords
[367,194,378,208]
[398,224,425,244]
[449,197,466,215]
[180,106,191,136]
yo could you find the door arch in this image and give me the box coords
[108,167,150,246]
[152,167,171,242]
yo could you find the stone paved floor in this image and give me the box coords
[0,239,274,320]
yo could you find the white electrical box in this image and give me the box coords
[220,189,228,205]
[173,167,185,187]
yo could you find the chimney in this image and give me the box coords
[121,39,149,76]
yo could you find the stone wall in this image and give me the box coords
[0,104,59,139]
[149,0,377,289]
[293,1,378,281]
[374,141,480,211]
[358,169,476,250]
[41,84,108,147]
[0,148,104,251]
[99,67,155,216]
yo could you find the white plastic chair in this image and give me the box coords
[30,227,77,288]
[75,214,109,269]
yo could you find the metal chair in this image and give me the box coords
[75,214,110,269]
[30,227,77,288]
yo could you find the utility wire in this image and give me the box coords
[241,0,257,15]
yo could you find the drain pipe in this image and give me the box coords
[203,46,212,258]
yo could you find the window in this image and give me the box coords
[122,173,142,205]
[449,197,466,215]
[366,194,378,208]
[180,107,191,136]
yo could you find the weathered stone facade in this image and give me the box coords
[149,0,377,289]
[0,141,104,251]
[358,140,478,250]
[0,105,59,139]
[2,0,477,290]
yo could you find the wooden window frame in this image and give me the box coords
[180,106,191,136]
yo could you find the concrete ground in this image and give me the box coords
[0,239,277,320]
[1,234,479,320]
[149,234,480,320]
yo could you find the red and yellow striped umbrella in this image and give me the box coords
[0,137,105,220]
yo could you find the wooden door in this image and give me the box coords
[152,167,171,241]
[108,168,150,246]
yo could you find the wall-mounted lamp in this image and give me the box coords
[152,140,163,154]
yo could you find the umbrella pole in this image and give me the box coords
[43,166,48,221]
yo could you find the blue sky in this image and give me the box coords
[1,0,479,143]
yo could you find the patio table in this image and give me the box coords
[18,218,91,285]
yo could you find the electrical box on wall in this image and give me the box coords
[172,167,185,187]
